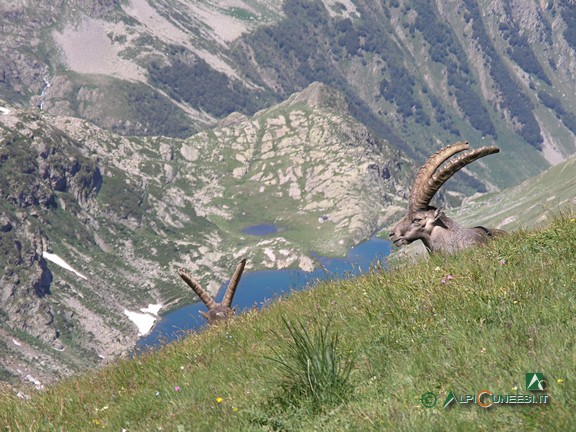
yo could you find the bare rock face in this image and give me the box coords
[0,109,114,382]
[0,229,58,346]
[0,214,11,232]
[0,130,84,350]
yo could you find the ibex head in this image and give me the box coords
[390,142,501,253]
[178,259,246,324]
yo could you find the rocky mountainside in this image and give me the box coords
[2,0,576,387]
[0,82,411,385]
[3,0,576,187]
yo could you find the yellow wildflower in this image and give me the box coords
[216,397,223,404]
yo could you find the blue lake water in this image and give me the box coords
[136,236,391,350]
[241,224,278,236]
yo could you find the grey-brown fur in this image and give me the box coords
[389,142,505,253]
[178,259,246,324]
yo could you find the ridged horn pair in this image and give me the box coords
[178,259,246,323]
[409,141,500,210]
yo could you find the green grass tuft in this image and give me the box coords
[266,317,355,413]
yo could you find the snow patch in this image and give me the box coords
[42,252,88,280]
[0,106,10,115]
[123,310,157,336]
[140,303,162,315]
[123,309,158,336]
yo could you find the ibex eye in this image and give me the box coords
[412,218,421,223]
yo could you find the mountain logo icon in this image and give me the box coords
[443,390,456,408]
[526,373,545,391]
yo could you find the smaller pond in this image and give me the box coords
[136,236,391,351]
[241,224,278,236]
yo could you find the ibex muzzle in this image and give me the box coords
[390,142,504,253]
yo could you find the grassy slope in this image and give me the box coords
[1,213,575,431]
[455,153,576,232]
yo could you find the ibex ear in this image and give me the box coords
[433,208,444,221]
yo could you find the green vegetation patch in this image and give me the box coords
[96,167,145,222]
[1,212,575,430]
[148,49,269,119]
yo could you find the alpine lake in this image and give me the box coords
[136,224,391,350]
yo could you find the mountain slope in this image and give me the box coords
[0,82,410,384]
[455,152,576,231]
[2,0,576,388]
[1,213,574,430]
[2,0,576,188]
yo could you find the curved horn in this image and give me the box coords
[222,259,246,308]
[178,268,217,311]
[410,141,469,210]
[410,142,500,210]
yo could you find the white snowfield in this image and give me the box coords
[140,303,162,315]
[42,251,88,280]
[0,106,10,115]
[123,304,162,336]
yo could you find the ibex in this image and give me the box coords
[389,141,505,253]
[178,259,246,324]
